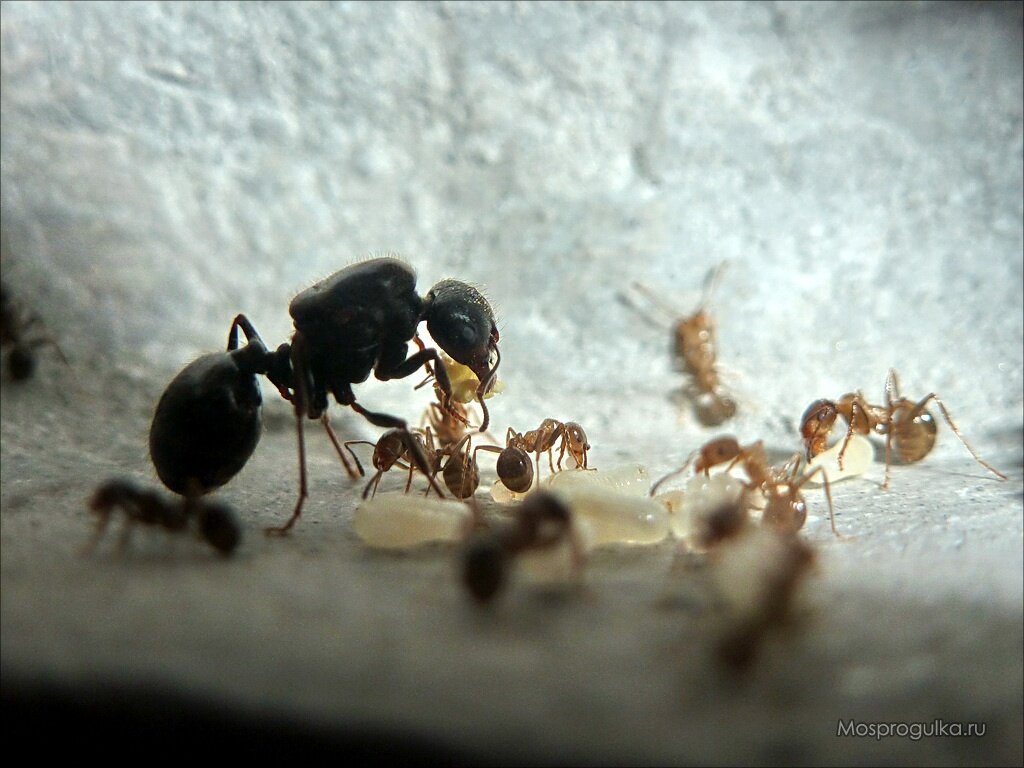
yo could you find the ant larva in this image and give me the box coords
[800,368,1008,489]
[0,280,68,381]
[86,478,241,555]
[651,435,841,537]
[627,262,737,426]
[461,491,588,603]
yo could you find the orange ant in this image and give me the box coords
[628,262,737,426]
[800,369,1008,490]
[470,419,591,495]
[651,436,841,537]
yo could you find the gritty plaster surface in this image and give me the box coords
[1,1,1022,764]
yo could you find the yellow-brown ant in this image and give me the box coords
[468,419,592,496]
[651,436,841,537]
[627,262,737,426]
[800,368,1008,489]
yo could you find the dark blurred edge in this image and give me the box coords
[1,673,491,765]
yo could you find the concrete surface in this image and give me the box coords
[2,1,1022,764]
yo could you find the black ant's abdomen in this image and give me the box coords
[149,351,263,495]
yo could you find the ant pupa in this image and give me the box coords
[627,262,737,426]
[800,368,1008,489]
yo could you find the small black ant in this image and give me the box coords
[0,280,68,381]
[87,478,241,555]
[461,491,587,603]
[800,368,1007,489]
[148,257,501,534]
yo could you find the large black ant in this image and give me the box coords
[87,478,241,555]
[800,369,1007,490]
[0,280,68,381]
[627,263,737,426]
[148,257,501,534]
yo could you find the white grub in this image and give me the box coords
[491,464,650,505]
[490,478,527,504]
[656,473,746,545]
[519,517,595,583]
[555,489,670,546]
[352,493,470,549]
[804,434,873,485]
[545,464,651,497]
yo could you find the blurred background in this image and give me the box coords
[2,2,1021,763]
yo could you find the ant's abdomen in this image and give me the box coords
[890,405,937,464]
[150,353,263,495]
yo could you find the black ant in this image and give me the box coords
[86,478,241,555]
[148,257,501,534]
[627,263,736,426]
[461,491,587,603]
[0,280,68,381]
[651,435,840,537]
[800,368,1007,490]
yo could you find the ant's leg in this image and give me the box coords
[915,394,1008,482]
[342,440,374,477]
[266,339,312,535]
[227,314,265,351]
[362,470,385,500]
[348,401,447,498]
[375,346,454,409]
[649,449,700,496]
[320,414,361,479]
[885,369,901,405]
[798,464,845,538]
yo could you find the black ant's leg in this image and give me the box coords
[347,400,447,499]
[266,336,312,536]
[375,345,455,415]
[320,414,361,480]
[227,314,265,351]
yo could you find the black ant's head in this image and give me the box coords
[423,279,500,397]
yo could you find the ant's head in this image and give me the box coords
[462,532,508,603]
[423,279,501,399]
[800,399,839,458]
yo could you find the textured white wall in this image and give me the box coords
[3,1,1020,455]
